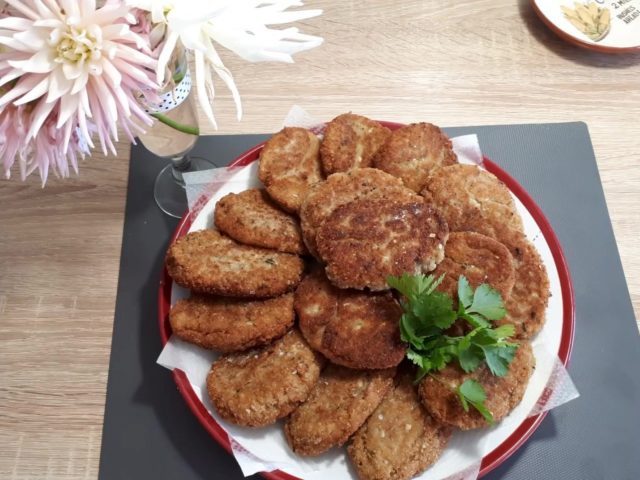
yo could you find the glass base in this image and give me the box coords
[153,156,218,218]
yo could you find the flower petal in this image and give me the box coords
[46,66,73,103]
[8,48,56,73]
[193,49,217,129]
[155,31,179,86]
[13,74,49,105]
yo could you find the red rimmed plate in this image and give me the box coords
[158,121,575,479]
[531,0,640,54]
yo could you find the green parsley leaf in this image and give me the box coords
[458,378,486,403]
[457,342,483,373]
[467,284,506,320]
[488,324,516,340]
[411,291,457,330]
[387,273,444,301]
[480,344,518,377]
[460,311,491,329]
[458,275,474,308]
[399,312,423,348]
[457,379,494,424]
[388,273,515,422]
[406,349,429,370]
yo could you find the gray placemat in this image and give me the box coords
[98,123,640,480]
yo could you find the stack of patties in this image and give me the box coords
[164,113,550,480]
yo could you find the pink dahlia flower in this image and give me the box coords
[0,0,159,184]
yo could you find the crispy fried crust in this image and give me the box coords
[165,230,304,298]
[348,371,452,480]
[214,189,307,255]
[169,293,295,353]
[320,113,391,175]
[418,342,535,430]
[207,329,324,427]
[494,229,550,339]
[422,165,548,338]
[284,365,395,456]
[294,269,406,369]
[299,168,418,258]
[258,127,323,213]
[316,198,449,290]
[373,122,457,192]
[433,231,515,302]
[421,164,524,235]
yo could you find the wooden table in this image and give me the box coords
[1,1,638,478]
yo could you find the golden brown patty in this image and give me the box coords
[320,113,391,175]
[348,371,452,480]
[421,164,524,235]
[294,269,406,369]
[258,127,323,213]
[316,198,449,290]
[284,365,395,456]
[207,329,324,427]
[418,342,534,430]
[214,188,307,255]
[165,229,304,298]
[373,122,457,192]
[494,229,550,339]
[169,293,294,353]
[422,165,548,338]
[299,168,418,258]
[432,231,515,302]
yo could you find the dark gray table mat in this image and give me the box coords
[98,123,640,480]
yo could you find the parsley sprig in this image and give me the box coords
[387,273,519,424]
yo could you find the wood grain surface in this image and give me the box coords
[1,1,639,479]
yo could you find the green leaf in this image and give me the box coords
[387,273,444,300]
[387,273,419,301]
[458,275,474,308]
[480,344,518,377]
[412,292,457,329]
[406,349,430,370]
[456,380,494,424]
[426,273,446,294]
[469,399,494,424]
[458,379,486,403]
[429,345,457,371]
[488,324,516,340]
[456,387,470,412]
[460,311,491,329]
[467,284,506,320]
[399,314,424,348]
[458,343,483,373]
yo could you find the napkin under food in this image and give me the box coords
[162,107,579,480]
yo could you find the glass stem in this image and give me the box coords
[171,155,192,186]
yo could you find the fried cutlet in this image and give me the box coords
[165,229,304,298]
[421,163,524,236]
[207,329,324,427]
[494,228,550,339]
[299,168,418,258]
[418,341,535,430]
[432,231,515,302]
[258,127,323,213]
[373,122,458,192]
[348,371,452,480]
[316,198,449,290]
[320,113,391,175]
[284,365,395,456]
[214,188,307,255]
[169,293,294,353]
[294,269,406,369]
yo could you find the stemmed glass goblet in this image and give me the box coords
[137,44,217,218]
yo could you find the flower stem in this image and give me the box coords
[151,113,199,136]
